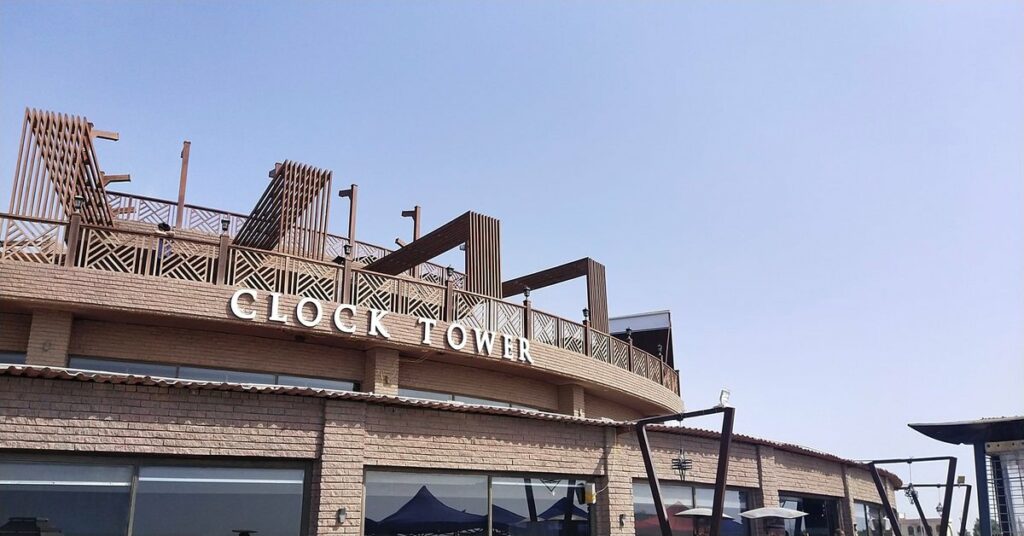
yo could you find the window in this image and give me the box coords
[67,356,357,391]
[131,466,305,536]
[0,352,26,365]
[780,495,841,536]
[633,481,749,536]
[0,459,307,536]
[854,501,888,536]
[0,461,133,536]
[397,388,540,411]
[364,471,592,536]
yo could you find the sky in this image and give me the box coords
[2,0,1022,524]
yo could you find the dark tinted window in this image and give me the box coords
[277,374,356,391]
[132,466,304,536]
[365,471,488,536]
[0,352,26,365]
[69,357,177,378]
[177,366,275,384]
[0,461,133,536]
[492,476,591,535]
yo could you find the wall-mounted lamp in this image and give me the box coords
[523,286,531,299]
[582,308,590,322]
[625,328,632,343]
[220,218,230,233]
[73,195,85,212]
[343,244,353,258]
[445,266,455,279]
[336,507,347,524]
[656,344,663,358]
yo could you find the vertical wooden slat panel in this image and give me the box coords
[586,258,609,332]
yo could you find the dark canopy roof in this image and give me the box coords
[372,485,485,535]
[909,416,1024,445]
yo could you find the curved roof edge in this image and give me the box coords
[0,365,901,488]
[909,416,1024,445]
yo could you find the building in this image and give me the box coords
[0,108,901,535]
[911,416,1024,536]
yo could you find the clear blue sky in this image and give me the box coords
[2,0,1021,522]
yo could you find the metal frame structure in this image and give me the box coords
[867,457,957,536]
[894,483,973,536]
[635,406,736,536]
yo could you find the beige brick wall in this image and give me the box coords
[26,311,72,367]
[364,347,399,395]
[587,394,644,421]
[400,358,560,411]
[0,312,31,352]
[0,374,894,536]
[68,319,365,382]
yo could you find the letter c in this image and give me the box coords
[230,289,258,320]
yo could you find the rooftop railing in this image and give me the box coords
[0,211,679,395]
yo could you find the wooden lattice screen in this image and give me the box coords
[8,108,114,225]
[233,160,333,259]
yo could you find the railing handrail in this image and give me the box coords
[0,211,680,395]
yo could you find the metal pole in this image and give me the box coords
[709,407,735,536]
[960,485,971,536]
[636,421,672,536]
[175,141,190,229]
[940,458,957,536]
[975,445,991,536]
[869,465,903,536]
[910,488,933,536]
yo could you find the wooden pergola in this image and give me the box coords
[233,160,333,260]
[8,108,118,225]
[502,257,609,332]
[363,211,502,297]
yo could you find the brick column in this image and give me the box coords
[314,400,368,535]
[557,383,585,417]
[598,427,637,536]
[363,347,399,396]
[754,445,782,536]
[25,311,73,367]
[842,466,858,536]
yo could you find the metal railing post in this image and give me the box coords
[64,213,82,268]
[216,235,231,285]
[523,298,532,339]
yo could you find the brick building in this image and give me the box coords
[0,109,899,535]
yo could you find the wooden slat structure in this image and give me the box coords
[8,108,115,225]
[363,211,502,297]
[502,257,609,332]
[233,160,333,259]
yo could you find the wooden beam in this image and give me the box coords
[502,258,589,297]
[101,173,131,187]
[91,129,119,141]
[364,212,472,275]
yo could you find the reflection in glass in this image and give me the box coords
[0,461,132,536]
[131,466,304,536]
[633,481,749,536]
[177,366,276,384]
[69,356,177,378]
[492,477,591,536]
[365,471,488,536]
[0,352,26,365]
[276,375,355,391]
[781,495,841,536]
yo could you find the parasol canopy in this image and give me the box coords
[674,507,734,519]
[739,507,808,519]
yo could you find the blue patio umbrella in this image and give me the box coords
[372,486,487,535]
[537,497,589,520]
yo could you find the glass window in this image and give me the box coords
[634,481,749,536]
[453,394,512,408]
[397,388,455,402]
[0,352,26,365]
[492,476,591,536]
[365,471,488,536]
[277,374,356,391]
[0,461,133,536]
[781,495,841,536]
[131,466,305,536]
[177,366,276,384]
[68,356,177,378]
[854,502,871,536]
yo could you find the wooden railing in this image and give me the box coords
[0,212,679,395]
[105,191,466,289]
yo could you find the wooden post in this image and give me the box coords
[216,234,231,285]
[627,334,635,372]
[402,206,421,277]
[444,276,455,322]
[64,213,82,268]
[339,184,358,249]
[175,141,191,229]
[341,263,353,304]
[583,320,591,357]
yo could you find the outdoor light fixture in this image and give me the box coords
[336,507,347,524]
[957,475,966,485]
[445,265,454,279]
[72,195,85,211]
[583,308,590,321]
[220,218,230,233]
[157,222,171,232]
[935,503,943,514]
[332,256,346,266]
[717,389,731,408]
[523,286,531,299]
[625,327,632,342]
[656,344,663,357]
[343,244,353,257]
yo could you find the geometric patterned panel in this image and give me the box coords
[228,248,286,292]
[632,350,651,380]
[355,241,389,265]
[186,206,246,237]
[419,263,446,285]
[404,280,444,321]
[494,301,524,338]
[153,238,219,283]
[290,258,337,301]
[590,330,610,363]
[353,271,398,312]
[531,311,558,346]
[0,217,65,265]
[77,227,146,274]
[611,338,631,370]
[559,320,585,355]
[453,290,490,330]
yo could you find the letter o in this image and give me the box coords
[446,323,468,350]
[295,297,323,328]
